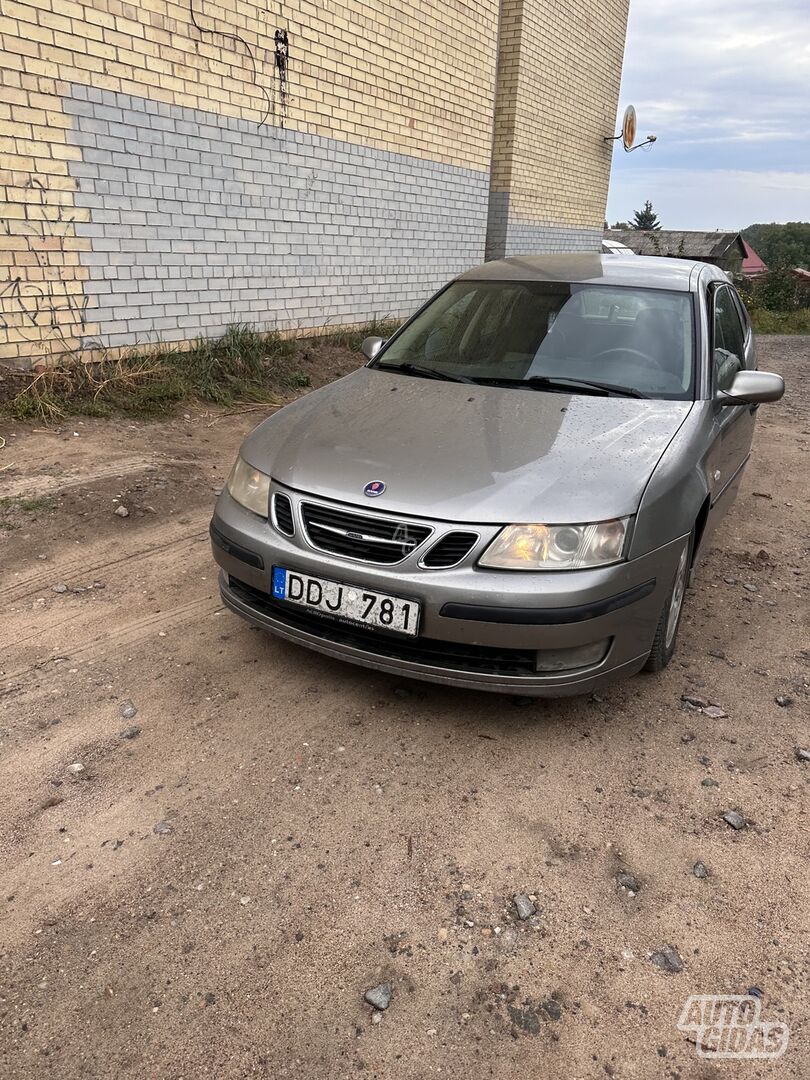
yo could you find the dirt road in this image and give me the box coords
[1,337,808,1079]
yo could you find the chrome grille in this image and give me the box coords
[300,502,431,564]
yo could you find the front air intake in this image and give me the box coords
[272,493,295,536]
[421,532,479,568]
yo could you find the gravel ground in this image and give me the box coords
[0,336,807,1079]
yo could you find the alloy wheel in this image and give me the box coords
[665,542,690,649]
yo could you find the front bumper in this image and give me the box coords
[210,486,688,696]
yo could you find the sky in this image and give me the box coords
[606,0,810,231]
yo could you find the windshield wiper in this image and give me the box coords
[471,374,648,399]
[528,376,649,399]
[375,362,476,384]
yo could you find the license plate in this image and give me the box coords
[271,566,420,636]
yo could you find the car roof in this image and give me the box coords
[458,253,714,292]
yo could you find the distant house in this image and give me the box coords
[604,229,746,274]
[741,239,768,277]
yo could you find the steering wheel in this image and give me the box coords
[593,346,667,372]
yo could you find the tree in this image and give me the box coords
[611,220,631,229]
[747,267,802,312]
[742,222,810,270]
[631,201,661,230]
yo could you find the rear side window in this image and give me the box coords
[713,285,745,391]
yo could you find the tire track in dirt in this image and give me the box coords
[2,453,206,500]
[10,609,88,648]
[3,455,161,500]
[5,594,222,682]
[0,521,209,603]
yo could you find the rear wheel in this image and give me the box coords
[644,533,692,673]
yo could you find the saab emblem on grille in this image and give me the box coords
[364,480,386,497]
[346,530,364,540]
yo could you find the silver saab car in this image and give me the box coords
[210,255,784,696]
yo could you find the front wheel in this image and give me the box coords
[644,533,692,672]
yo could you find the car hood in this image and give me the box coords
[240,368,694,523]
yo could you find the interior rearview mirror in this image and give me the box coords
[717,369,785,406]
[361,336,385,361]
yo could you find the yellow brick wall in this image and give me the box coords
[2,0,501,167]
[491,0,628,228]
[0,0,501,365]
[0,0,626,367]
[0,41,97,366]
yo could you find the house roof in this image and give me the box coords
[741,239,768,275]
[605,229,746,260]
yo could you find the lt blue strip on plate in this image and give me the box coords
[272,566,287,599]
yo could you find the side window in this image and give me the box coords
[731,289,750,335]
[713,285,745,391]
[731,289,754,366]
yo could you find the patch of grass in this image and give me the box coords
[750,308,810,334]
[166,323,295,404]
[0,319,407,423]
[2,325,297,422]
[316,318,403,351]
[6,356,173,421]
[0,495,57,515]
[282,370,311,389]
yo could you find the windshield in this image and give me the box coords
[374,280,695,399]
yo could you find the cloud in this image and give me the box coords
[608,168,810,231]
[607,0,810,227]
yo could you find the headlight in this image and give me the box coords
[226,456,271,517]
[479,519,630,570]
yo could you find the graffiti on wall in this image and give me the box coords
[0,177,89,360]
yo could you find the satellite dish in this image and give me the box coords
[603,106,656,152]
[622,105,637,152]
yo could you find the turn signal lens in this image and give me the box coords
[479,519,630,570]
[226,456,271,517]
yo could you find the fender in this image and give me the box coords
[629,403,713,560]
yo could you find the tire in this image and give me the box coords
[644,531,693,673]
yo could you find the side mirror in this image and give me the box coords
[717,369,785,406]
[361,336,385,361]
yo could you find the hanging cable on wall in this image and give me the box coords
[189,0,274,128]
